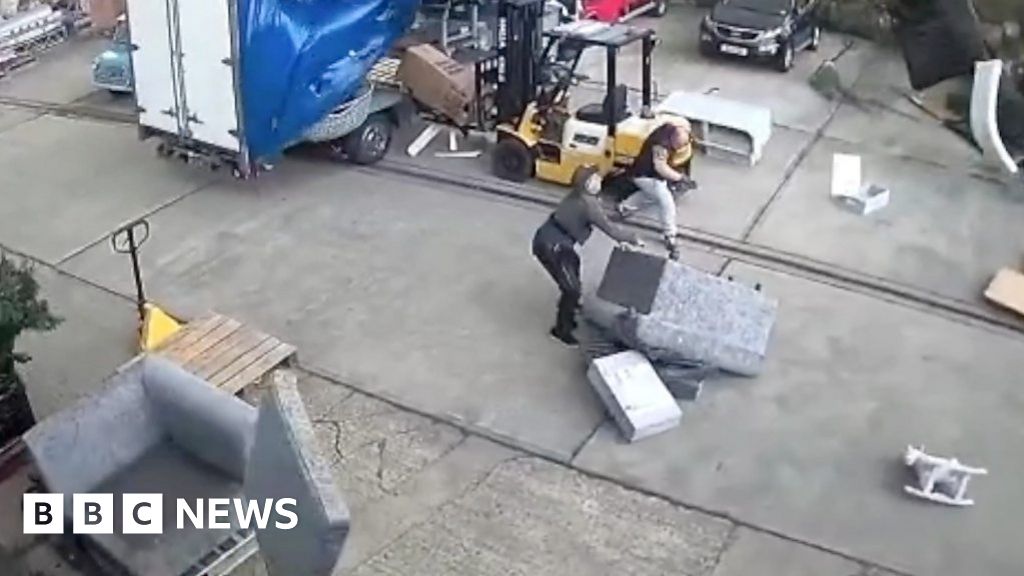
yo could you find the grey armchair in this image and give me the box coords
[23,356,348,576]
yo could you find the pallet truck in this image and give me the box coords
[111,218,181,351]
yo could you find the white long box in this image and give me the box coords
[586,351,682,443]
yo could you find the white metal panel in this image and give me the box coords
[971,60,1019,175]
[176,0,240,151]
[126,0,179,135]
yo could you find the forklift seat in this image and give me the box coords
[576,84,629,125]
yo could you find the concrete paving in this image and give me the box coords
[0,35,107,105]
[0,115,213,263]
[16,263,137,420]
[748,135,1024,305]
[0,105,38,133]
[574,261,1024,576]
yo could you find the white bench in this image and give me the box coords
[657,91,773,166]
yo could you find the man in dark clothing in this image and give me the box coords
[533,166,644,346]
[616,122,695,260]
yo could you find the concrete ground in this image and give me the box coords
[1,5,1023,576]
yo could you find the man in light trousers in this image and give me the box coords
[617,121,695,260]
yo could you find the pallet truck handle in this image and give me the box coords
[111,219,150,254]
[111,218,151,323]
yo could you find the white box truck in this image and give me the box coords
[122,0,416,177]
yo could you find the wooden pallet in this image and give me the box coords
[153,312,296,396]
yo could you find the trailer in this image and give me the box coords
[124,0,417,177]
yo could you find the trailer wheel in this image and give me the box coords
[493,138,533,183]
[651,0,668,17]
[343,113,393,165]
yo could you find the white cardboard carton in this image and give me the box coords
[586,351,682,442]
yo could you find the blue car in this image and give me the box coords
[91,17,133,93]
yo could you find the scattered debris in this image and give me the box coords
[984,267,1024,317]
[586,350,682,443]
[578,320,717,403]
[830,153,890,215]
[903,445,988,507]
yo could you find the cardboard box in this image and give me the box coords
[587,351,682,443]
[398,43,474,126]
[985,268,1024,318]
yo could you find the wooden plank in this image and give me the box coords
[156,313,226,356]
[207,337,284,388]
[163,318,242,365]
[193,331,272,381]
[182,326,263,372]
[217,343,296,396]
[985,268,1024,318]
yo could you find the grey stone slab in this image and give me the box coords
[0,36,107,104]
[62,161,725,460]
[0,115,213,263]
[17,264,137,420]
[598,248,778,376]
[711,528,861,576]
[747,135,1024,305]
[351,457,733,576]
[574,261,1024,576]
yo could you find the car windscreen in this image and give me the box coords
[723,0,791,16]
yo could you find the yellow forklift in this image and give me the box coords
[490,14,691,185]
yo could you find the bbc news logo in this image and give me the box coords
[24,494,298,534]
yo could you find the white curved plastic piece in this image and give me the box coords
[970,60,1019,174]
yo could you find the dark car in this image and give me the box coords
[699,0,820,72]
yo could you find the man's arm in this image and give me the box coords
[653,145,684,182]
[582,194,640,244]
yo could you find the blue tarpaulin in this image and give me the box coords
[239,0,419,159]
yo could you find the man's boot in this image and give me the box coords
[663,234,680,261]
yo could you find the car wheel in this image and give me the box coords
[651,0,668,17]
[775,41,794,72]
[699,41,714,58]
[343,113,393,165]
[493,138,533,182]
[809,25,821,51]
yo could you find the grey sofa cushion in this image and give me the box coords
[23,357,164,508]
[246,371,350,576]
[142,357,257,480]
[91,442,245,576]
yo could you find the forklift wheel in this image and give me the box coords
[651,0,667,17]
[493,138,533,183]
[343,113,393,165]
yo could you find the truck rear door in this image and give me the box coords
[127,0,241,152]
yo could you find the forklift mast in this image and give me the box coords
[495,0,546,124]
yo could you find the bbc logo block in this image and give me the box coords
[23,493,63,534]
[25,493,164,535]
[24,493,297,534]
